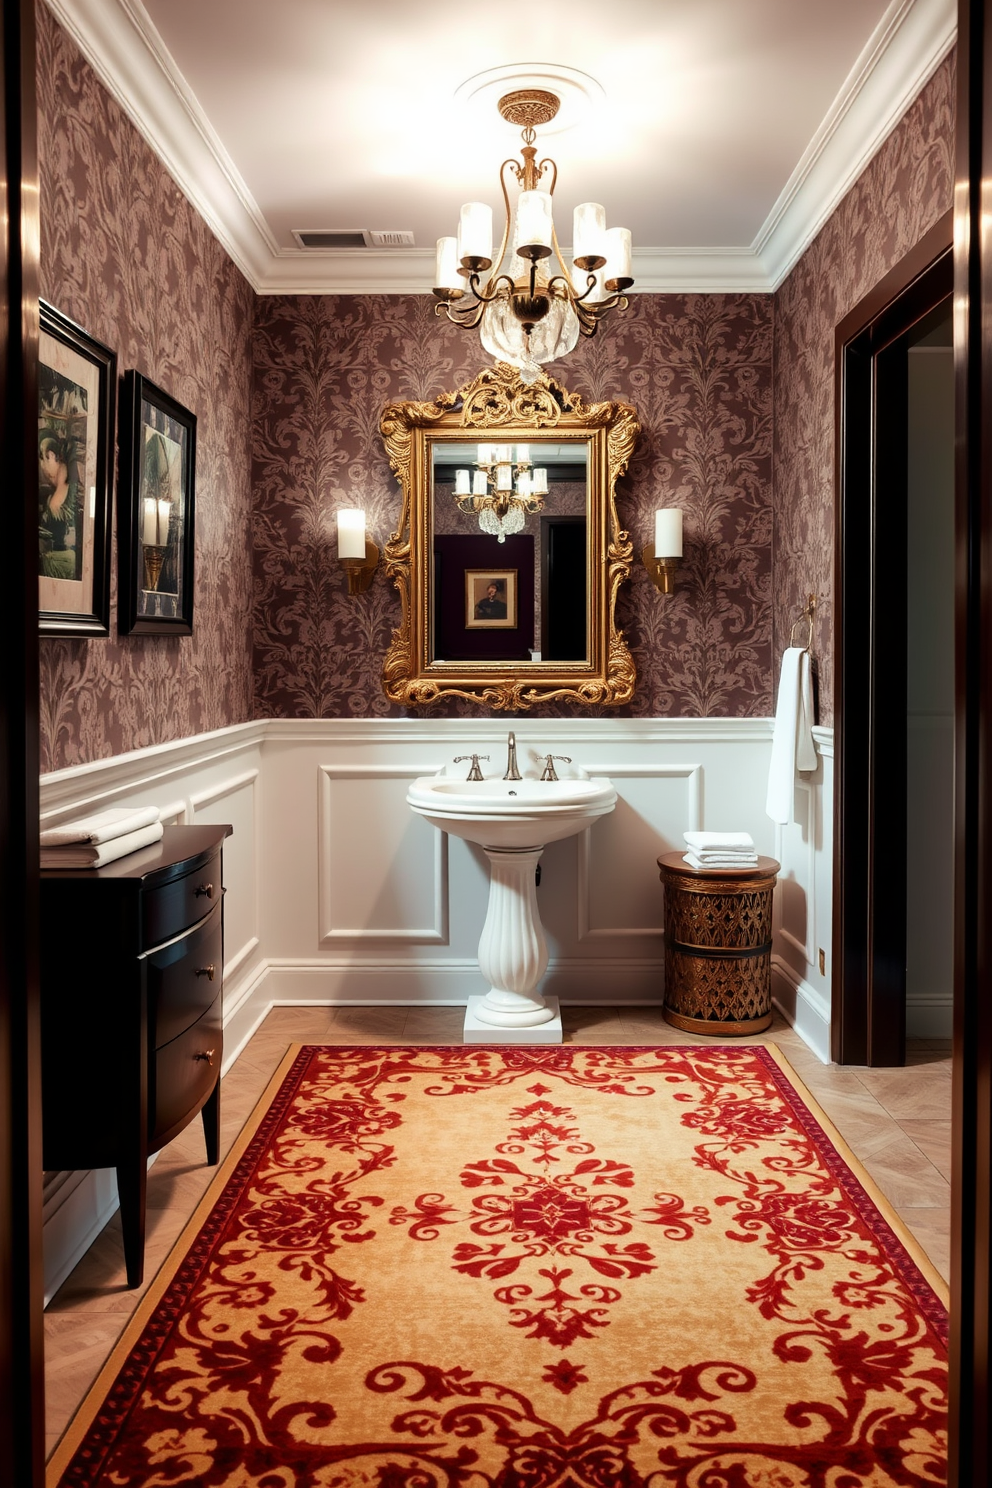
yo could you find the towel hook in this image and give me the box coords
[790,593,817,653]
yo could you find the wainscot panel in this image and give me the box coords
[37,715,832,1301]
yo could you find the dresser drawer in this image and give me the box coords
[142,849,221,947]
[149,994,222,1149]
[146,899,222,1049]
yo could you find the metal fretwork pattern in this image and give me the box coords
[664,884,773,950]
[656,854,780,1037]
[664,945,772,1027]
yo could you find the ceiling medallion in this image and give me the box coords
[434,82,632,384]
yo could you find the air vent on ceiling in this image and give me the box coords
[292,228,416,251]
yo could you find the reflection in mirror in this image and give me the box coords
[431,441,588,666]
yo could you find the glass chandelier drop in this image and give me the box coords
[452,444,548,543]
[433,89,633,384]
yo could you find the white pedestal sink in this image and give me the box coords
[407,775,617,1039]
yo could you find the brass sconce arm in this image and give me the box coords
[340,538,380,596]
[642,544,681,595]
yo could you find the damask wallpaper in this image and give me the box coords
[37,1,255,772]
[35,0,953,759]
[773,53,955,723]
[251,294,774,718]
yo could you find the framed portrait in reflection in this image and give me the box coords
[118,371,197,635]
[465,569,517,629]
[38,302,116,636]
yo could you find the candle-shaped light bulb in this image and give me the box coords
[454,469,471,496]
[516,471,531,497]
[532,467,548,495]
[434,236,462,291]
[458,202,493,266]
[573,202,606,264]
[603,226,633,284]
[142,497,157,545]
[473,470,488,496]
[496,463,513,491]
[515,190,553,252]
[654,508,683,558]
[337,508,367,559]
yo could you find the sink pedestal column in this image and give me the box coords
[465,846,560,1041]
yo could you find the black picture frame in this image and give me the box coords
[38,302,116,636]
[118,370,196,635]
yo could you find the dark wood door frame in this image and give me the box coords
[0,0,45,1483]
[951,0,992,1475]
[832,212,953,1068]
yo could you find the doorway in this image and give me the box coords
[833,216,953,1067]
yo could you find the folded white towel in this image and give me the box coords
[766,648,817,825]
[683,830,755,852]
[692,852,759,865]
[40,805,161,847]
[683,852,759,871]
[40,821,164,868]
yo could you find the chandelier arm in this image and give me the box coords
[550,223,573,286]
[492,159,515,277]
[435,297,488,331]
[539,158,558,193]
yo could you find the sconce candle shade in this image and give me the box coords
[337,508,367,559]
[654,508,683,558]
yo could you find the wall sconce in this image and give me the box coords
[337,508,379,595]
[642,508,683,594]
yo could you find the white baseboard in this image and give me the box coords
[906,997,953,1039]
[771,954,831,1064]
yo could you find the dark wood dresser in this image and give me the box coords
[40,825,231,1287]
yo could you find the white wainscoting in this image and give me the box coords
[37,714,833,1300]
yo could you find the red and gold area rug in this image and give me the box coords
[50,1045,948,1487]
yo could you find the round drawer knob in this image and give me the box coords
[194,964,216,980]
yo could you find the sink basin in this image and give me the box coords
[407,775,617,849]
[407,770,617,1036]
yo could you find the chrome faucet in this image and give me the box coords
[503,731,522,781]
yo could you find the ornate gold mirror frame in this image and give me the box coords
[380,363,639,710]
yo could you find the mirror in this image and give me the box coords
[380,362,639,710]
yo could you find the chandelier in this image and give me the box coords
[432,88,633,383]
[451,443,548,543]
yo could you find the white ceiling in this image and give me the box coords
[47,0,956,294]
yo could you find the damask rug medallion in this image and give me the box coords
[48,1045,948,1487]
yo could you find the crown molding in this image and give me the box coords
[254,246,775,296]
[45,0,956,299]
[755,0,956,289]
[43,0,278,286]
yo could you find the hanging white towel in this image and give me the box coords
[766,648,817,825]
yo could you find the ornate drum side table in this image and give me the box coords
[657,852,780,1036]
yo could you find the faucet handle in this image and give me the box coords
[540,755,572,782]
[454,754,489,781]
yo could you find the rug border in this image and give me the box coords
[762,1043,951,1311]
[46,1043,306,1485]
[46,1039,950,1483]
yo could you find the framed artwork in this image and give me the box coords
[118,371,197,635]
[465,569,517,629]
[38,302,117,635]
